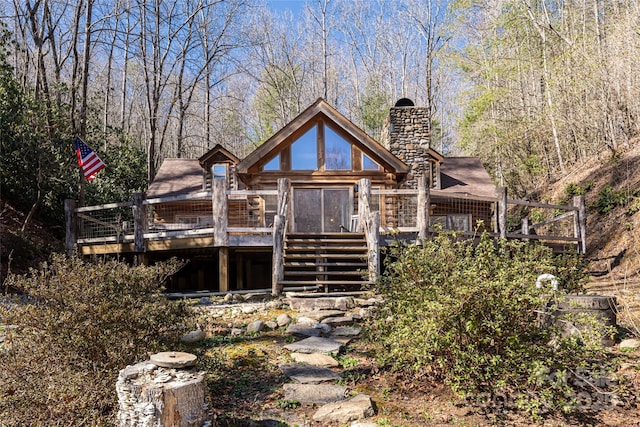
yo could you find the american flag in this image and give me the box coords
[75,137,105,181]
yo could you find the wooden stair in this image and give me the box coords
[279,233,369,292]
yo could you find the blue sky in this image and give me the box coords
[266,0,306,15]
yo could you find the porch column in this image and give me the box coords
[366,212,380,282]
[573,195,587,254]
[64,199,77,256]
[211,175,228,247]
[417,175,430,240]
[496,187,507,239]
[357,178,371,233]
[272,178,290,296]
[212,175,229,292]
[133,192,147,253]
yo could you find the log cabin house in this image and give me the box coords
[66,98,586,294]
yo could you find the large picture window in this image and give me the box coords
[325,125,351,170]
[291,125,318,170]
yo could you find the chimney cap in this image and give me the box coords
[394,98,415,107]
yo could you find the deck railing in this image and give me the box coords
[67,180,586,254]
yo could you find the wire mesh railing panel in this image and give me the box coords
[147,200,213,233]
[430,196,495,233]
[77,205,134,242]
[507,202,577,241]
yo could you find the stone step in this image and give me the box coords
[283,383,348,404]
[283,336,344,355]
[279,363,340,384]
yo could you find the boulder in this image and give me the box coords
[313,394,376,424]
[276,313,292,327]
[246,320,264,334]
[180,329,205,344]
[620,338,640,350]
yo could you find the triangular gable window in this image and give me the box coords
[362,154,380,171]
[325,125,351,170]
[263,154,280,171]
[291,125,318,170]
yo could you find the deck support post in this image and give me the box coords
[64,199,77,255]
[573,195,587,254]
[366,211,380,282]
[133,192,147,253]
[357,178,371,233]
[212,176,229,247]
[417,175,430,241]
[521,217,530,243]
[497,187,507,239]
[272,178,290,296]
[219,247,229,293]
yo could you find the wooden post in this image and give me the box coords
[219,247,229,293]
[64,199,77,255]
[358,178,371,233]
[277,178,291,219]
[366,211,380,282]
[132,192,147,253]
[417,175,429,240]
[497,187,507,239]
[574,195,587,254]
[212,175,228,247]
[272,214,285,296]
[521,217,529,243]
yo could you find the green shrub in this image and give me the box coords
[0,255,192,426]
[369,233,610,418]
[595,185,632,214]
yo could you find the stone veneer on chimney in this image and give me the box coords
[379,103,439,189]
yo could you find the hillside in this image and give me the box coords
[541,143,640,333]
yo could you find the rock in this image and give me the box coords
[246,320,264,334]
[279,363,340,384]
[284,337,344,355]
[322,315,354,326]
[288,297,354,312]
[283,383,348,404]
[241,305,257,314]
[351,423,379,427]
[331,326,361,337]
[296,316,317,326]
[297,310,346,321]
[315,323,332,334]
[198,297,213,305]
[291,352,339,368]
[357,307,375,319]
[265,321,279,330]
[286,323,322,337]
[150,351,197,368]
[276,313,292,326]
[313,394,375,424]
[266,300,284,310]
[230,328,243,336]
[620,338,640,350]
[224,293,233,302]
[232,294,244,302]
[180,329,206,344]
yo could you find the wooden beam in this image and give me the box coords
[219,247,229,293]
[212,175,228,246]
[272,214,285,296]
[146,237,215,251]
[133,192,147,253]
[358,178,371,233]
[80,243,135,255]
[497,187,507,239]
[64,199,77,255]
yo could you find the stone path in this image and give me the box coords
[276,295,379,425]
[193,292,382,426]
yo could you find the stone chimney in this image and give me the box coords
[380,98,436,189]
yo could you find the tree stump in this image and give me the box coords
[116,353,206,427]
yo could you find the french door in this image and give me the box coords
[293,188,351,233]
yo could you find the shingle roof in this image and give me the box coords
[439,157,497,198]
[146,159,203,198]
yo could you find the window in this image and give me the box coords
[325,125,351,170]
[362,154,380,171]
[263,155,280,171]
[291,125,318,170]
[213,164,227,179]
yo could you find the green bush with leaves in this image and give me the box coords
[369,233,611,418]
[0,255,192,426]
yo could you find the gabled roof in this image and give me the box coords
[147,159,202,198]
[198,144,239,170]
[236,98,409,175]
[439,157,497,198]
